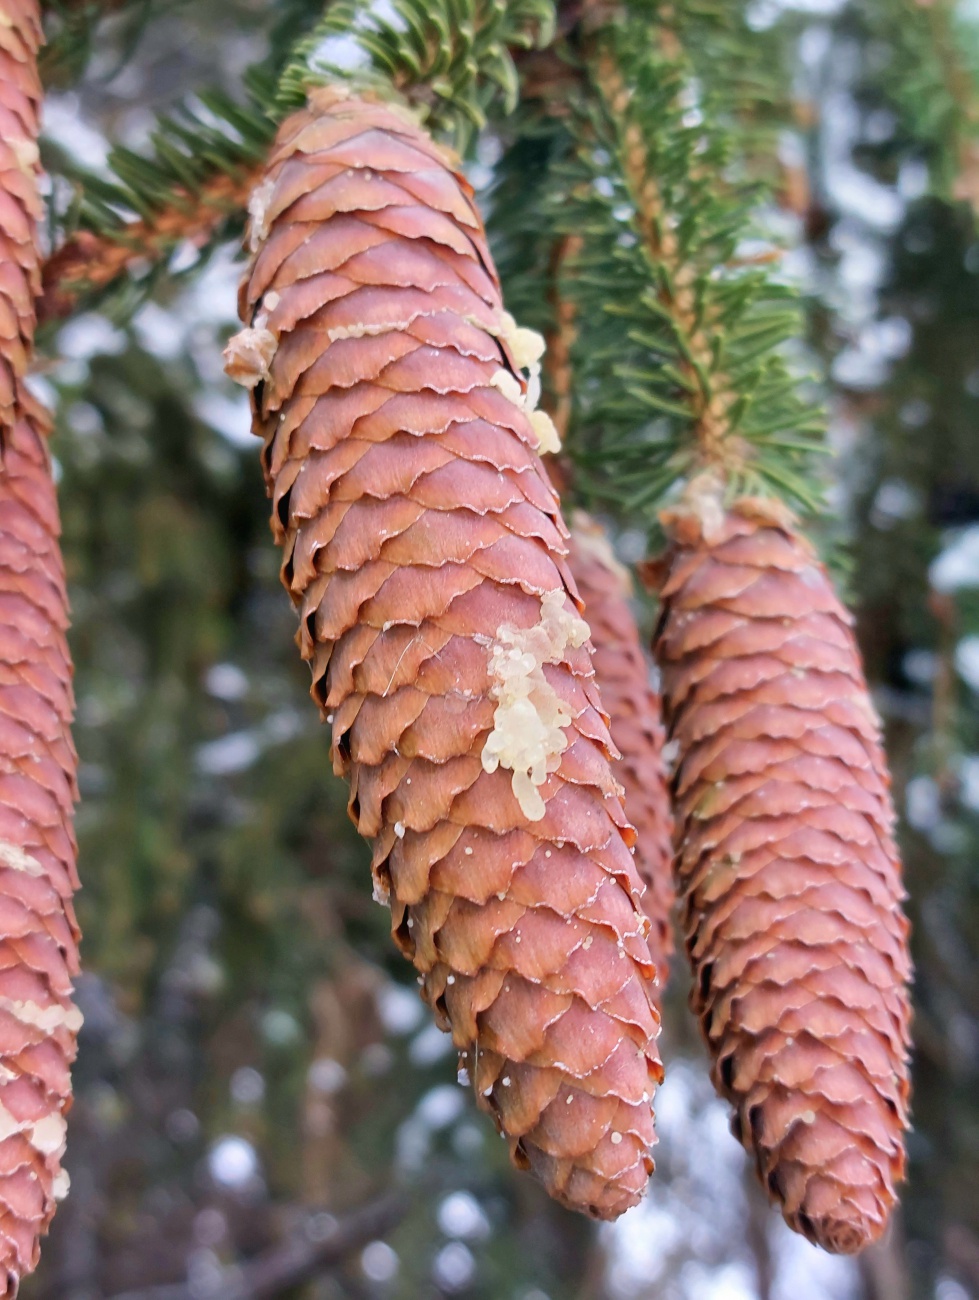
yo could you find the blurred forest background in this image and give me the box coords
[21,0,979,1297]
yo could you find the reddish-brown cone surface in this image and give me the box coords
[0,397,81,1295]
[39,167,263,325]
[229,88,662,1218]
[649,492,911,1254]
[0,0,44,438]
[0,5,83,1291]
[567,513,674,986]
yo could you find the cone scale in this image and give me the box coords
[0,2,83,1291]
[229,89,662,1219]
[567,512,674,987]
[649,489,911,1254]
[0,0,43,437]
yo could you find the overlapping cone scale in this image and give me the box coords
[230,89,662,1219]
[0,394,82,1296]
[567,513,674,987]
[650,495,911,1254]
[0,0,43,438]
[0,4,82,1292]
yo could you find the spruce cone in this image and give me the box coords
[0,0,43,437]
[567,513,674,985]
[228,88,662,1218]
[0,5,83,1290]
[649,490,911,1254]
[0,397,81,1294]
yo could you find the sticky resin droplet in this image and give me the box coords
[223,326,277,389]
[481,590,590,820]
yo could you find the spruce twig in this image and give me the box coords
[549,2,826,523]
[276,0,556,147]
[38,164,262,322]
[592,45,742,475]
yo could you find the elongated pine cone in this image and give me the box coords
[649,492,911,1254]
[0,1,44,437]
[0,5,83,1291]
[567,512,673,986]
[228,88,662,1218]
[0,396,81,1295]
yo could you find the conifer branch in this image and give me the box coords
[654,0,787,176]
[276,0,556,149]
[549,2,826,522]
[39,73,279,321]
[591,45,741,475]
[39,164,262,322]
[39,0,558,321]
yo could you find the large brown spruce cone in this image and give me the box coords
[567,513,674,986]
[0,0,44,439]
[0,4,83,1293]
[228,88,662,1218]
[0,398,81,1295]
[648,488,911,1254]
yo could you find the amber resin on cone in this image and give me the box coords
[648,487,911,1254]
[0,3,83,1292]
[228,88,662,1218]
[567,512,674,986]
